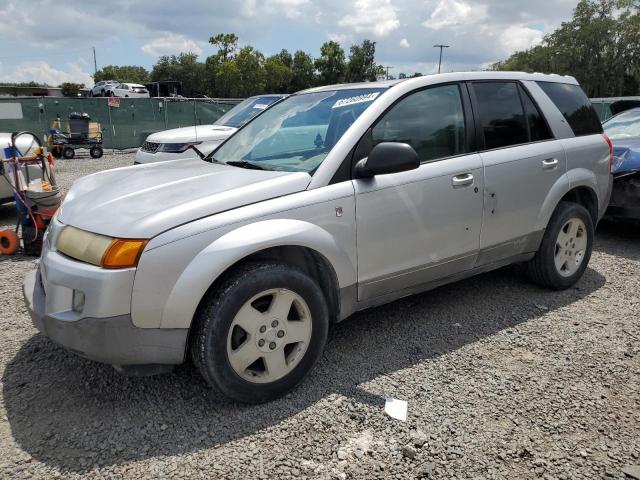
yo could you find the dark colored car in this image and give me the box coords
[603,107,640,219]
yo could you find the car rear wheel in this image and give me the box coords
[525,201,593,290]
[191,262,329,403]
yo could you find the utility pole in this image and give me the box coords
[382,65,393,80]
[92,47,97,75]
[433,44,449,74]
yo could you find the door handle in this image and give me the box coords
[452,173,474,187]
[542,158,559,170]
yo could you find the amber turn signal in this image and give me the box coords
[101,239,148,269]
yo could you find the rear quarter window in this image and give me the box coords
[537,82,602,136]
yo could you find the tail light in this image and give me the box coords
[603,134,614,173]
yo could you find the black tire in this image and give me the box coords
[101,89,106,97]
[62,146,75,159]
[50,147,62,159]
[191,262,329,403]
[89,146,103,158]
[525,201,594,290]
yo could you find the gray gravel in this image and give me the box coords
[1,152,639,479]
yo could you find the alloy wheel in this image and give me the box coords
[226,288,313,383]
[554,218,588,277]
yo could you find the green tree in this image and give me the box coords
[346,40,384,82]
[276,49,293,68]
[234,46,266,96]
[209,33,239,62]
[493,0,640,97]
[59,82,84,97]
[215,61,242,97]
[290,50,316,91]
[264,55,293,92]
[151,53,206,96]
[315,41,346,85]
[94,65,150,83]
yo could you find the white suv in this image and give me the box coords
[24,72,612,403]
[134,95,286,164]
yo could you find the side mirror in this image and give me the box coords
[354,142,420,178]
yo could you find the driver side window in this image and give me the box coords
[372,84,467,163]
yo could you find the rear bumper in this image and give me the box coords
[606,173,640,220]
[23,270,188,366]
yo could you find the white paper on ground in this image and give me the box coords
[384,398,408,422]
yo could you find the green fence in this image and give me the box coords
[0,97,241,150]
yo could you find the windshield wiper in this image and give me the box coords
[226,160,271,170]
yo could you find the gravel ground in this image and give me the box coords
[0,152,639,479]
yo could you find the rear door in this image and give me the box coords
[469,81,566,264]
[354,83,484,300]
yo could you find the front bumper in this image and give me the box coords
[23,269,188,366]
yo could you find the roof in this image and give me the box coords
[297,71,579,95]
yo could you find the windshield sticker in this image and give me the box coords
[253,103,269,110]
[332,92,380,109]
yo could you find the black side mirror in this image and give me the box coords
[354,142,420,178]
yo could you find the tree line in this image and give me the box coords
[93,35,423,97]
[492,0,640,97]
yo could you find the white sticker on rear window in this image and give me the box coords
[253,103,269,110]
[332,92,380,109]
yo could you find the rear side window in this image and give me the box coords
[372,84,466,163]
[537,82,602,136]
[472,82,528,149]
[519,85,553,142]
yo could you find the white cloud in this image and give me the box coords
[423,0,488,30]
[0,61,93,86]
[400,38,410,48]
[339,0,400,37]
[499,24,544,54]
[142,33,202,56]
[266,0,311,18]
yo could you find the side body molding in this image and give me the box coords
[157,219,356,329]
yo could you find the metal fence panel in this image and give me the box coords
[0,97,240,150]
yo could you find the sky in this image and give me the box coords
[0,0,579,87]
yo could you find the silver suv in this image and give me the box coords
[24,72,612,403]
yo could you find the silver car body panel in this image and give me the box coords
[57,159,311,238]
[24,71,612,366]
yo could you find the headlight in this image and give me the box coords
[56,226,148,269]
[157,142,201,153]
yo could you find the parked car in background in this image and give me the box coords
[603,107,640,219]
[24,72,611,403]
[106,83,150,98]
[89,80,118,97]
[591,96,640,122]
[134,94,286,164]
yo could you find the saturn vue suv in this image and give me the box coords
[24,72,612,403]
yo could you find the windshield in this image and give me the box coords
[215,96,284,128]
[212,88,386,173]
[604,108,640,139]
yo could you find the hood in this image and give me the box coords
[146,124,237,144]
[611,137,640,176]
[59,159,311,238]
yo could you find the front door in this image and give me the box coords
[354,83,484,301]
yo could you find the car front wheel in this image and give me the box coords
[525,201,594,290]
[191,262,329,403]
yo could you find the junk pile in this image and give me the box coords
[0,132,61,256]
